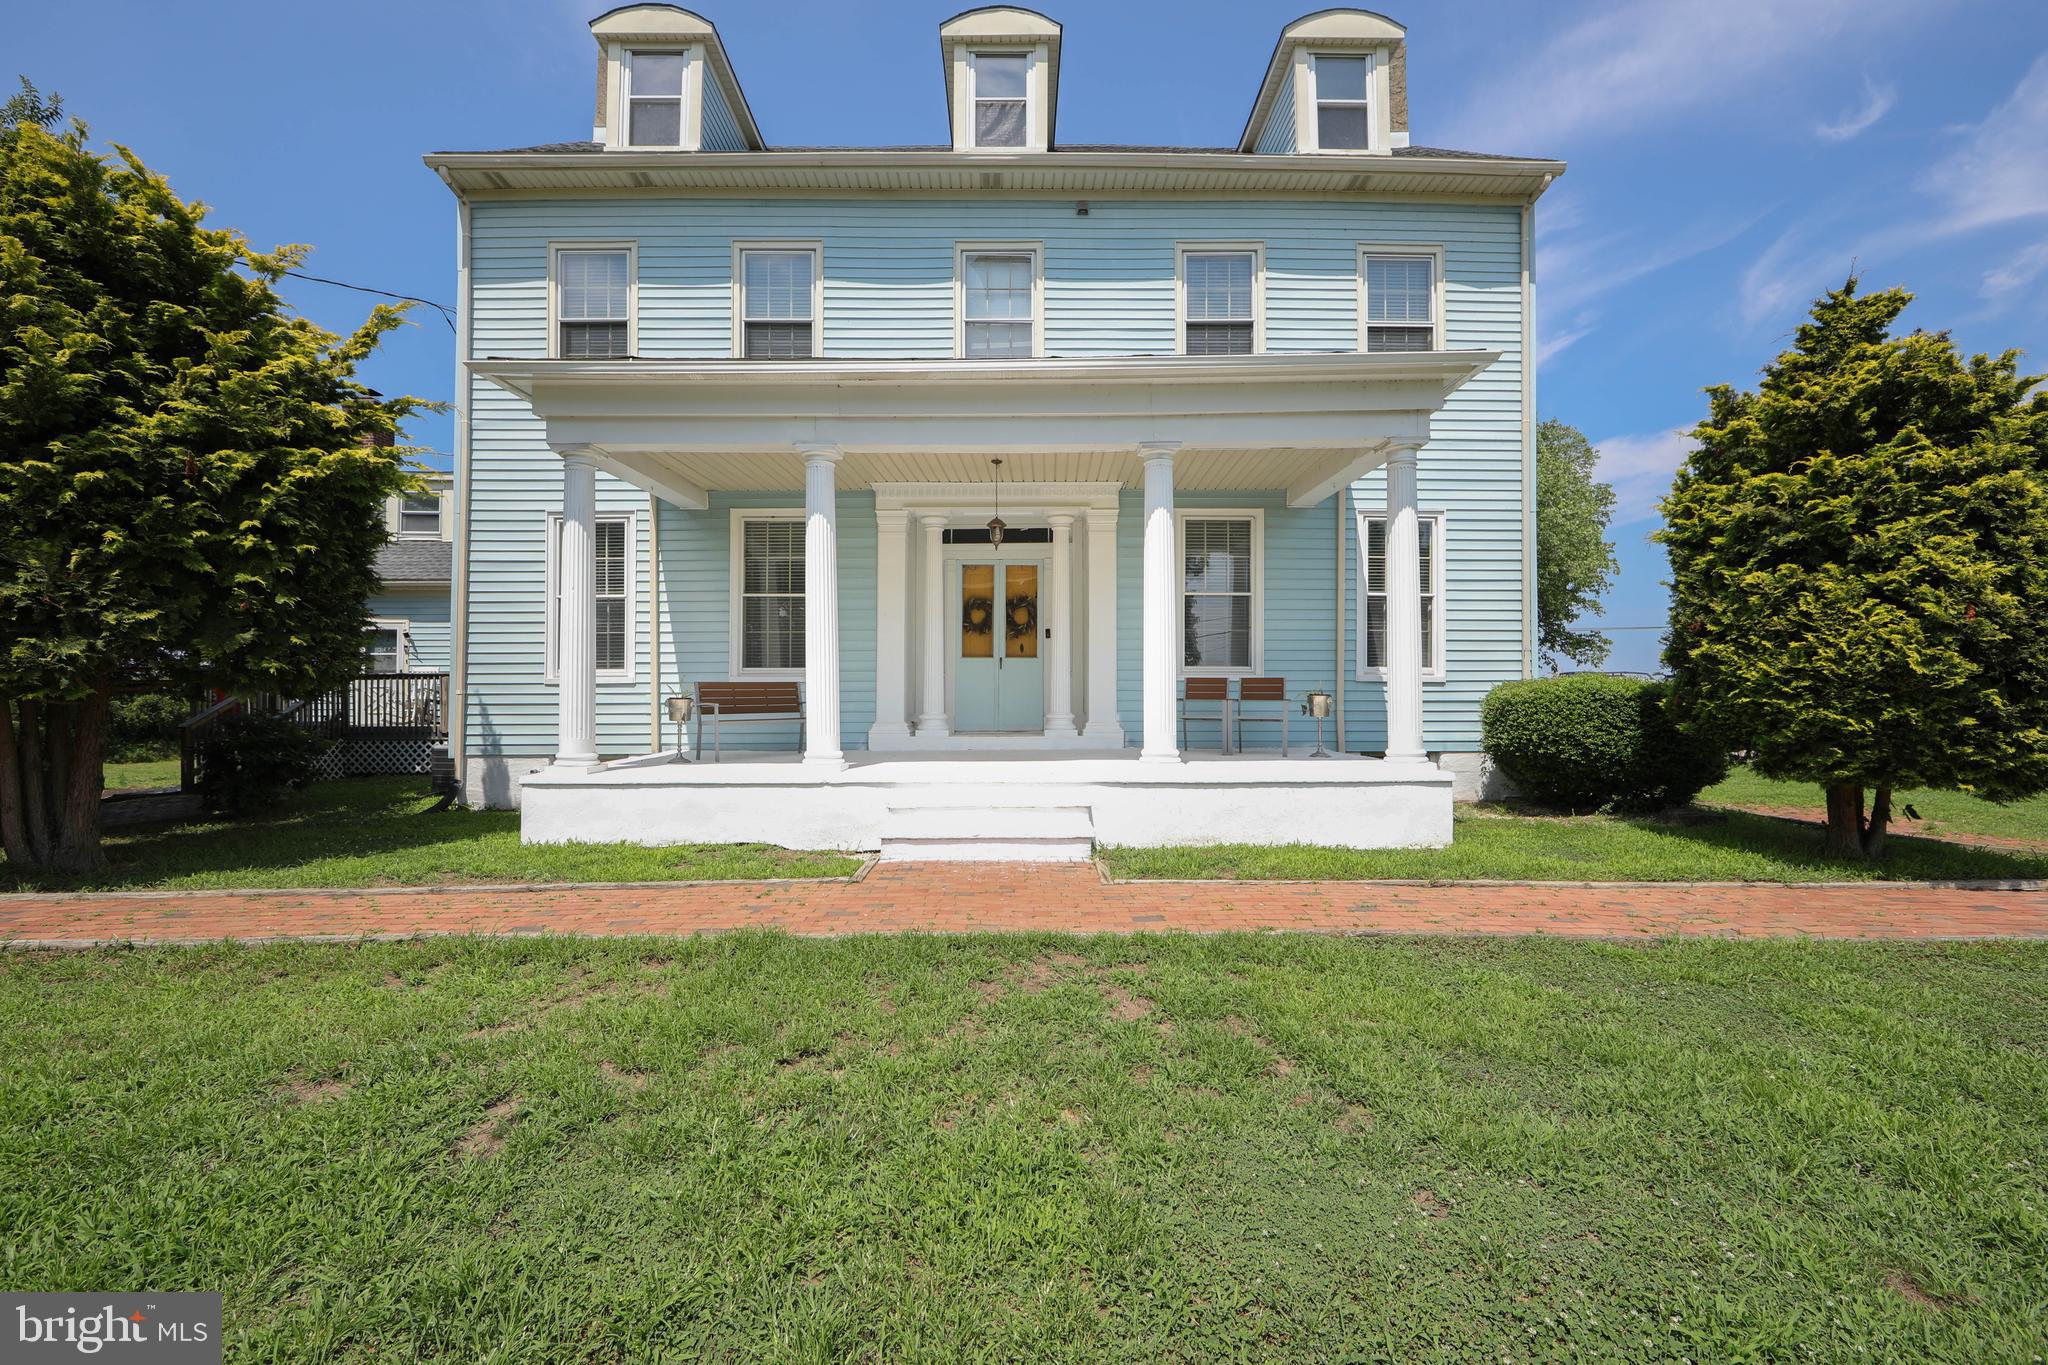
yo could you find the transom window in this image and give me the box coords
[972,52,1028,147]
[1314,54,1372,150]
[1359,511,1443,675]
[1181,516,1259,674]
[556,248,631,359]
[625,51,687,147]
[398,493,440,538]
[1183,250,1257,355]
[1363,253,1437,352]
[739,517,805,671]
[546,512,633,680]
[740,248,818,359]
[961,251,1035,358]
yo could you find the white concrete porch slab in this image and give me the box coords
[521,750,1453,851]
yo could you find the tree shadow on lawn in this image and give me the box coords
[1606,805,2048,882]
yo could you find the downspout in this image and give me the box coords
[1521,178,1550,677]
[647,492,661,751]
[446,185,474,797]
[1334,487,1346,750]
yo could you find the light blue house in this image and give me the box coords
[366,474,453,673]
[425,5,1562,856]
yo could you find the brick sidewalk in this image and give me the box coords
[2,864,2044,945]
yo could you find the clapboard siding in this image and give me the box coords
[463,195,1525,760]
[700,73,745,152]
[1253,77,1297,155]
[368,586,452,672]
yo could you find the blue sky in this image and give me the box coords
[11,0,2048,672]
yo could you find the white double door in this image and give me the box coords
[946,548,1047,733]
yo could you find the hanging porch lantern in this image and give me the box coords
[985,457,1006,548]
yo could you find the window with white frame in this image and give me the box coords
[971,52,1029,147]
[625,50,687,147]
[364,620,407,674]
[1363,252,1437,352]
[1182,249,1258,355]
[556,247,632,359]
[1358,510,1444,676]
[398,493,441,538]
[734,514,805,672]
[1180,514,1260,674]
[1313,54,1372,150]
[960,250,1036,358]
[739,248,818,358]
[546,512,634,680]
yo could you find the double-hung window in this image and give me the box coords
[1358,510,1443,677]
[546,512,634,680]
[365,621,406,674]
[971,52,1029,147]
[625,50,687,147]
[555,246,632,359]
[1181,248,1259,355]
[1312,54,1372,150]
[738,247,819,359]
[1362,250,1438,352]
[733,513,805,673]
[960,248,1037,358]
[1180,514,1261,675]
[398,493,441,538]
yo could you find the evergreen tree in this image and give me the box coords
[1535,419,1618,669]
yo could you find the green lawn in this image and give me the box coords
[102,755,181,790]
[2,935,2041,1360]
[1704,767,2048,846]
[1104,805,2048,882]
[5,776,861,892]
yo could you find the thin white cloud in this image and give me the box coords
[1815,78,1897,141]
[1437,0,1928,152]
[1536,320,1596,367]
[1983,238,2048,299]
[1919,51,2048,234]
[1593,427,1694,525]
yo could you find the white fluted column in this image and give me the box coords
[801,444,844,767]
[1044,513,1077,737]
[1382,442,1427,763]
[916,513,951,737]
[870,507,912,747]
[553,450,600,768]
[1082,509,1122,745]
[1139,441,1181,762]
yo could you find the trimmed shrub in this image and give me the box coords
[108,692,191,762]
[196,713,330,814]
[1481,675,1727,813]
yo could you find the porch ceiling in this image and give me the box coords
[623,446,1356,495]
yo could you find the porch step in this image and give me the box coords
[879,804,1095,863]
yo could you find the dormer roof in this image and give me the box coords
[1238,9,1409,155]
[589,4,764,151]
[939,7,1063,152]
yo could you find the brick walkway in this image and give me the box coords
[2,864,2044,946]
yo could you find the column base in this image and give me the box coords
[1044,716,1079,739]
[1081,722,1126,746]
[867,723,914,748]
[914,716,951,739]
[802,753,848,771]
[1138,749,1181,764]
[551,754,602,773]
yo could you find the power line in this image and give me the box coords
[280,269,457,334]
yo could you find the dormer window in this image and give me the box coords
[972,53,1029,148]
[1312,54,1372,150]
[625,50,687,147]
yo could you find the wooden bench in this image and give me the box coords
[693,681,805,761]
[1234,677,1290,756]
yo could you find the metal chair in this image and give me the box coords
[1179,677,1233,753]
[1233,677,1290,756]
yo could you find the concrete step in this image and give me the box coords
[879,804,1095,862]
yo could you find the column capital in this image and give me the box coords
[797,442,843,466]
[919,510,950,529]
[550,442,601,467]
[1046,511,1076,529]
[875,506,910,532]
[1382,440,1424,465]
[1137,440,1182,464]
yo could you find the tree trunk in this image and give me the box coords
[0,688,113,875]
[1823,782,1866,858]
[18,700,52,868]
[1863,784,1892,860]
[0,703,29,867]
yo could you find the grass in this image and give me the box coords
[4,776,861,892]
[1704,767,2048,846]
[102,755,182,790]
[1,934,2042,1361]
[1103,804,2048,882]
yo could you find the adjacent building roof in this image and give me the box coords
[374,539,453,586]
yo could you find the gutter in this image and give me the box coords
[445,182,475,798]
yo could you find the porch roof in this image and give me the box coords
[471,350,1496,510]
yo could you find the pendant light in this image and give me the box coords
[986,457,1006,548]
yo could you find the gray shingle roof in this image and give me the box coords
[374,539,452,584]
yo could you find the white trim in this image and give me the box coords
[941,542,1051,735]
[365,616,412,674]
[732,240,824,359]
[1357,243,1445,352]
[953,241,1044,360]
[1354,505,1447,683]
[966,48,1039,151]
[614,44,704,151]
[547,241,638,361]
[1175,508,1264,678]
[1174,242,1266,356]
[1307,50,1376,153]
[727,506,807,679]
[396,491,443,540]
[543,508,638,684]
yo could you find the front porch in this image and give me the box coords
[474,351,1493,852]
